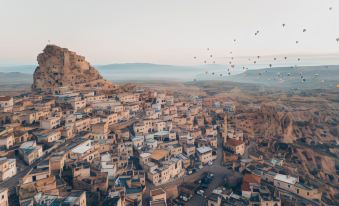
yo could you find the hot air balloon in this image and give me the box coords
[303,29,307,32]
[282,23,286,27]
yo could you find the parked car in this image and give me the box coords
[196,189,204,196]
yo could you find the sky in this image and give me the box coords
[0,0,339,66]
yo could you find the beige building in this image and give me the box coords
[67,139,99,163]
[0,158,16,181]
[49,152,66,174]
[18,141,43,165]
[273,174,322,201]
[91,122,109,140]
[147,158,184,185]
[0,96,13,112]
[0,188,8,206]
[0,132,14,149]
[224,139,245,156]
[74,118,91,133]
[117,93,139,103]
[40,117,61,129]
[35,130,61,143]
[70,98,87,111]
[197,146,213,165]
[150,188,167,206]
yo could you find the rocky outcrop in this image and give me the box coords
[32,45,117,93]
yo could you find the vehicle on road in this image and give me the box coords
[196,189,204,196]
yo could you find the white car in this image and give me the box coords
[208,161,213,166]
[196,190,204,196]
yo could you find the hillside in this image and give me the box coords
[226,65,339,89]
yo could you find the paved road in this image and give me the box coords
[185,135,238,206]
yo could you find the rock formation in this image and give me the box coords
[32,45,117,93]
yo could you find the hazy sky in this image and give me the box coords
[1,0,339,65]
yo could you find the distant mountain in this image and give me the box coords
[0,65,36,74]
[0,72,32,85]
[0,63,338,89]
[224,65,339,89]
[0,63,207,81]
[96,63,207,81]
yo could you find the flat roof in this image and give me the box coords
[274,174,298,185]
[197,146,212,154]
[150,188,166,196]
[150,149,168,161]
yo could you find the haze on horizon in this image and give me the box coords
[1,0,339,66]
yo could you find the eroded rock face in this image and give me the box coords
[32,45,117,93]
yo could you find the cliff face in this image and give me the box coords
[257,103,337,144]
[32,45,117,93]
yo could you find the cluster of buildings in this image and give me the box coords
[0,83,331,206]
[0,86,241,206]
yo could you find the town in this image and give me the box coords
[0,45,336,206]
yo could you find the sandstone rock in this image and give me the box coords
[32,45,117,93]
